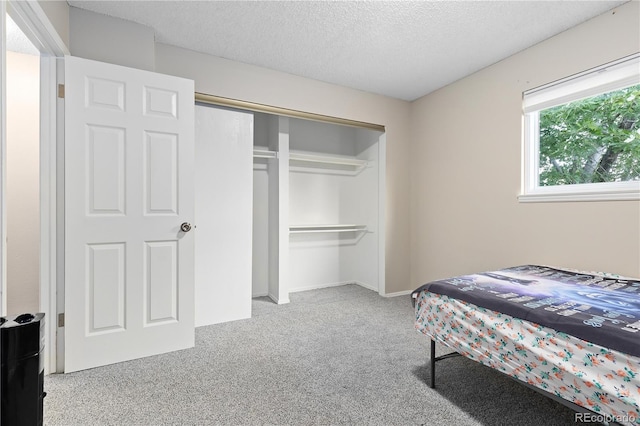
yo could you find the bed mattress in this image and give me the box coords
[413,265,640,357]
[413,266,640,425]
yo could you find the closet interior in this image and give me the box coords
[252,112,385,304]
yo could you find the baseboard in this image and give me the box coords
[251,292,289,304]
[256,283,410,299]
[267,293,290,304]
[289,280,380,294]
[352,281,378,293]
[381,289,412,298]
[289,281,355,293]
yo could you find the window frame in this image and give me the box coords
[519,54,640,203]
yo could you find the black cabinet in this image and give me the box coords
[1,313,45,426]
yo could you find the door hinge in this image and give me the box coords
[58,84,65,98]
[58,313,65,327]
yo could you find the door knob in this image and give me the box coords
[180,222,192,233]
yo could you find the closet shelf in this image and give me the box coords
[289,224,368,234]
[253,148,277,159]
[289,152,368,169]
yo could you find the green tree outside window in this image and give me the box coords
[539,84,640,186]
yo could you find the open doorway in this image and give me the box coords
[5,13,40,316]
[2,3,68,373]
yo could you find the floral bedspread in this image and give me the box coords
[415,290,640,425]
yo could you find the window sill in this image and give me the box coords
[518,183,640,203]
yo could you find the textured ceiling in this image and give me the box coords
[67,1,628,101]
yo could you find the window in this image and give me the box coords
[520,54,640,202]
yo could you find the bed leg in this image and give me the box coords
[430,339,436,389]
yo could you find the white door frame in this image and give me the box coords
[1,1,6,317]
[3,0,68,374]
[377,133,386,296]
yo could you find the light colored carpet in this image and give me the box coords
[44,284,582,425]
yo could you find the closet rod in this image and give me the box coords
[195,92,386,132]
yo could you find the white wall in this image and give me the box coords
[251,165,270,297]
[69,7,155,71]
[341,128,382,290]
[410,1,640,286]
[252,112,273,297]
[38,1,69,49]
[6,51,40,314]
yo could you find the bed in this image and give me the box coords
[412,265,640,426]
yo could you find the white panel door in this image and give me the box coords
[64,56,194,373]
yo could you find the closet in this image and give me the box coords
[252,113,385,303]
[195,103,385,327]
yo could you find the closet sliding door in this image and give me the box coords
[194,105,253,326]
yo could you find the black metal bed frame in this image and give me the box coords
[428,338,625,425]
[428,338,461,389]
